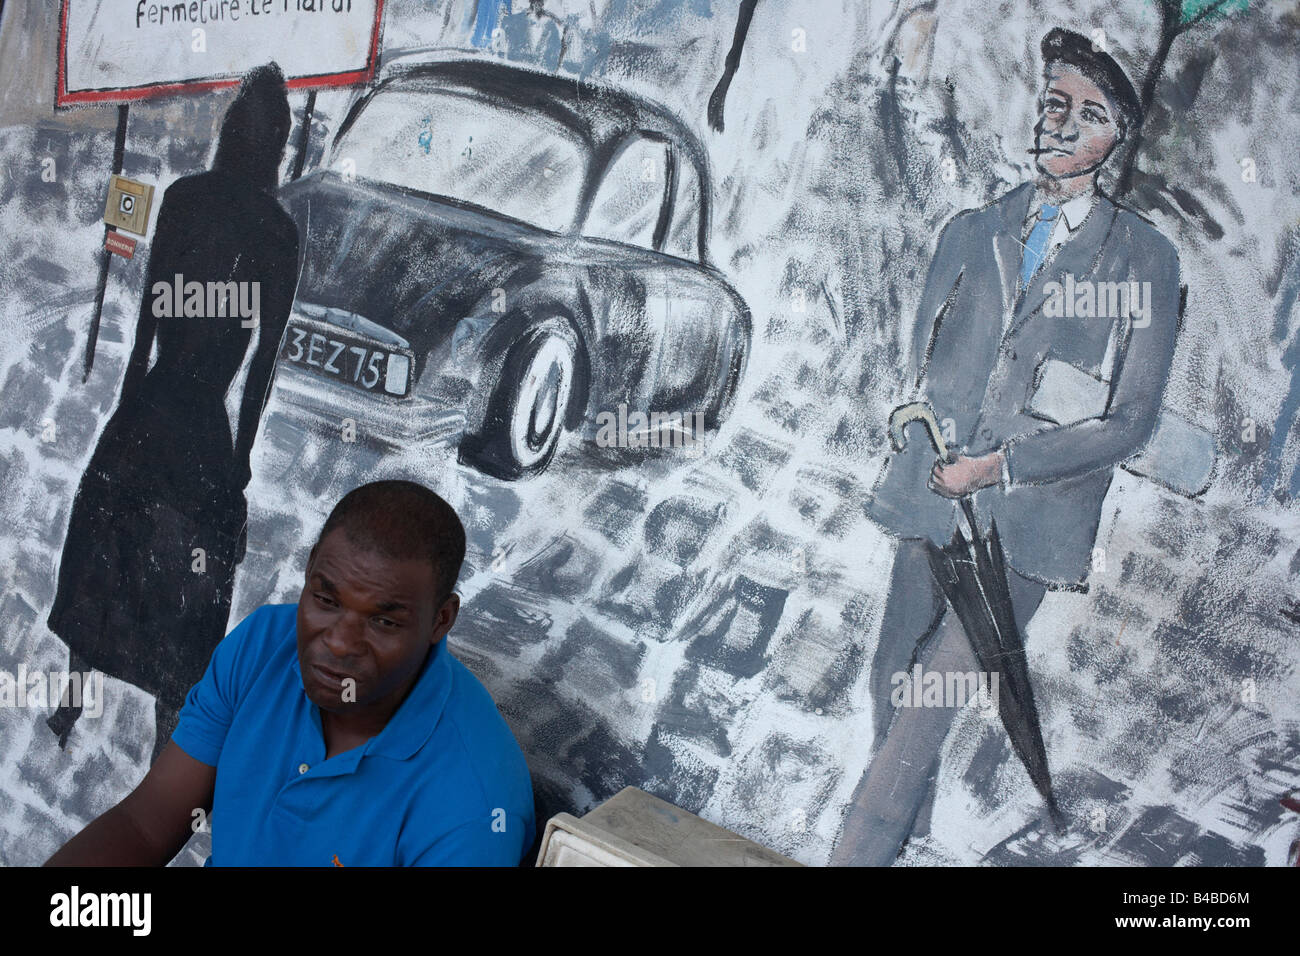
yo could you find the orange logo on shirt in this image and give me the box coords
[332,854,344,867]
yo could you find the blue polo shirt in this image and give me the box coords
[171,603,535,866]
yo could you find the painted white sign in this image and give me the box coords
[58,0,384,105]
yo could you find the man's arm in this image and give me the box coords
[409,813,529,867]
[907,211,993,499]
[1003,231,1181,485]
[46,605,270,865]
[908,213,970,393]
[45,742,215,866]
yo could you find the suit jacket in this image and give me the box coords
[866,181,1181,587]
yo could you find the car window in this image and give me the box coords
[332,87,587,233]
[583,135,669,249]
[664,149,701,260]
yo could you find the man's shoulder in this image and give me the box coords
[940,182,1034,238]
[234,602,297,638]
[219,603,298,670]
[441,653,529,773]
[986,181,1036,213]
[171,603,298,767]
[1103,196,1180,264]
[423,649,533,810]
[391,647,534,864]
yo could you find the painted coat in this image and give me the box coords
[866,181,1182,587]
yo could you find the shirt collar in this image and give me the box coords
[366,639,454,760]
[291,617,455,764]
[1026,187,1097,232]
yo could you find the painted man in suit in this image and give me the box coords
[831,28,1181,865]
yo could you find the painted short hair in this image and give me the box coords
[317,480,467,602]
[1040,28,1142,134]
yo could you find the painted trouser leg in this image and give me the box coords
[868,539,946,755]
[863,539,947,837]
[832,610,975,865]
[832,539,1047,866]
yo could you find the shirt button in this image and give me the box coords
[298,763,309,774]
[1009,350,1017,360]
[981,427,992,440]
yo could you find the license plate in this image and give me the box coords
[279,322,413,397]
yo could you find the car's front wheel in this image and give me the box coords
[460,317,582,480]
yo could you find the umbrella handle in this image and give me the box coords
[890,403,984,540]
[888,402,952,461]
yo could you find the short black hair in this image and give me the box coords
[316,480,466,602]
[1040,28,1142,135]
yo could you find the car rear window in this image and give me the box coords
[333,87,587,233]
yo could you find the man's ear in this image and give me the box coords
[431,593,460,644]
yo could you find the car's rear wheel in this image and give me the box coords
[460,317,581,480]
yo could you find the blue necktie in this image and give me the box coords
[1019,203,1060,289]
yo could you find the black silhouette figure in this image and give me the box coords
[46,64,300,762]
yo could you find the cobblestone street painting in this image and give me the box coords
[0,0,1297,867]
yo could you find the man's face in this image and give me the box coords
[1033,64,1123,180]
[297,528,457,714]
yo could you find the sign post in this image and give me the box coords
[83,104,130,382]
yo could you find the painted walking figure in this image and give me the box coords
[46,64,300,762]
[833,29,1182,865]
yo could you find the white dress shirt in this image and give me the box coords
[1024,188,1097,269]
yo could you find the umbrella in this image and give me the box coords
[889,402,1065,830]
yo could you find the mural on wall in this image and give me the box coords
[0,0,1297,868]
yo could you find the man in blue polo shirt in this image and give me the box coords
[46,480,536,866]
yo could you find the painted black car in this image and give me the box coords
[271,54,751,479]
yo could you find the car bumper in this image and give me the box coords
[267,360,466,450]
